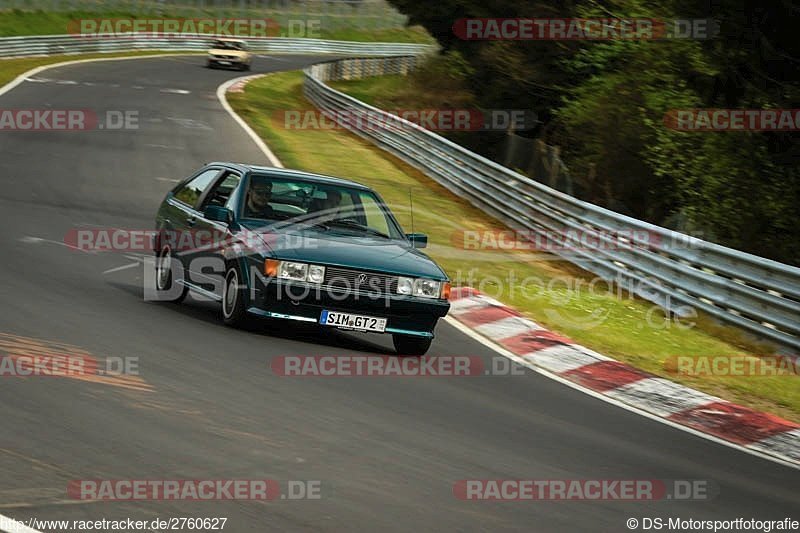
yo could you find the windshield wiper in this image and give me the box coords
[326,219,391,239]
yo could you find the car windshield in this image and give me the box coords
[241,175,403,239]
[212,40,244,50]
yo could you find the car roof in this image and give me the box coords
[206,162,372,190]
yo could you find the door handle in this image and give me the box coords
[187,217,197,227]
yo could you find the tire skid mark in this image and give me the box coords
[0,332,152,393]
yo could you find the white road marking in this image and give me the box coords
[154,176,180,182]
[0,53,197,99]
[102,262,140,275]
[605,377,723,417]
[23,77,189,94]
[19,236,93,254]
[216,75,283,167]
[147,145,185,151]
[166,117,212,130]
[473,315,542,339]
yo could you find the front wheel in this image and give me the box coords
[222,263,249,327]
[154,244,187,303]
[393,335,432,356]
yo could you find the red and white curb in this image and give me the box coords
[447,287,800,466]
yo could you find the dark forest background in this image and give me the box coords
[387,0,800,265]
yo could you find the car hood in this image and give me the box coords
[208,48,248,58]
[242,225,447,280]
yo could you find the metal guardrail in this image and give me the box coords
[0,34,433,58]
[303,57,800,351]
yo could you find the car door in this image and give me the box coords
[186,170,243,295]
[165,167,223,277]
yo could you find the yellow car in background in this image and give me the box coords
[207,38,252,71]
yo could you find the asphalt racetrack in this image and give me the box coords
[0,54,797,532]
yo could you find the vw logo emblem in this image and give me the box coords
[356,273,368,285]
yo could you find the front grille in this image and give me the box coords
[323,267,398,295]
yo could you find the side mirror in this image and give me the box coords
[204,205,232,224]
[406,233,428,249]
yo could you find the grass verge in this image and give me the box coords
[0,9,434,43]
[228,70,800,422]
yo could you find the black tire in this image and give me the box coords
[207,61,215,69]
[241,63,250,71]
[393,335,432,356]
[155,244,188,303]
[222,262,249,327]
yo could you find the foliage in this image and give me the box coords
[387,0,800,264]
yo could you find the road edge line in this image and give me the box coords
[0,52,194,98]
[216,74,283,168]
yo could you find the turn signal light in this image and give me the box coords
[442,282,452,300]
[264,259,279,277]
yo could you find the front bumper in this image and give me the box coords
[208,57,246,67]
[248,278,450,338]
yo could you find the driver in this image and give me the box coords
[245,179,275,219]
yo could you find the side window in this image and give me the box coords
[174,169,220,208]
[357,193,391,235]
[337,192,357,219]
[200,172,241,210]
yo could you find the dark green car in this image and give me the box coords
[153,162,451,355]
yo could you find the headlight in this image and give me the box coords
[396,277,444,298]
[413,279,441,298]
[397,277,413,295]
[269,261,325,283]
[308,264,326,283]
[278,261,307,281]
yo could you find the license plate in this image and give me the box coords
[320,310,387,332]
[219,61,231,65]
